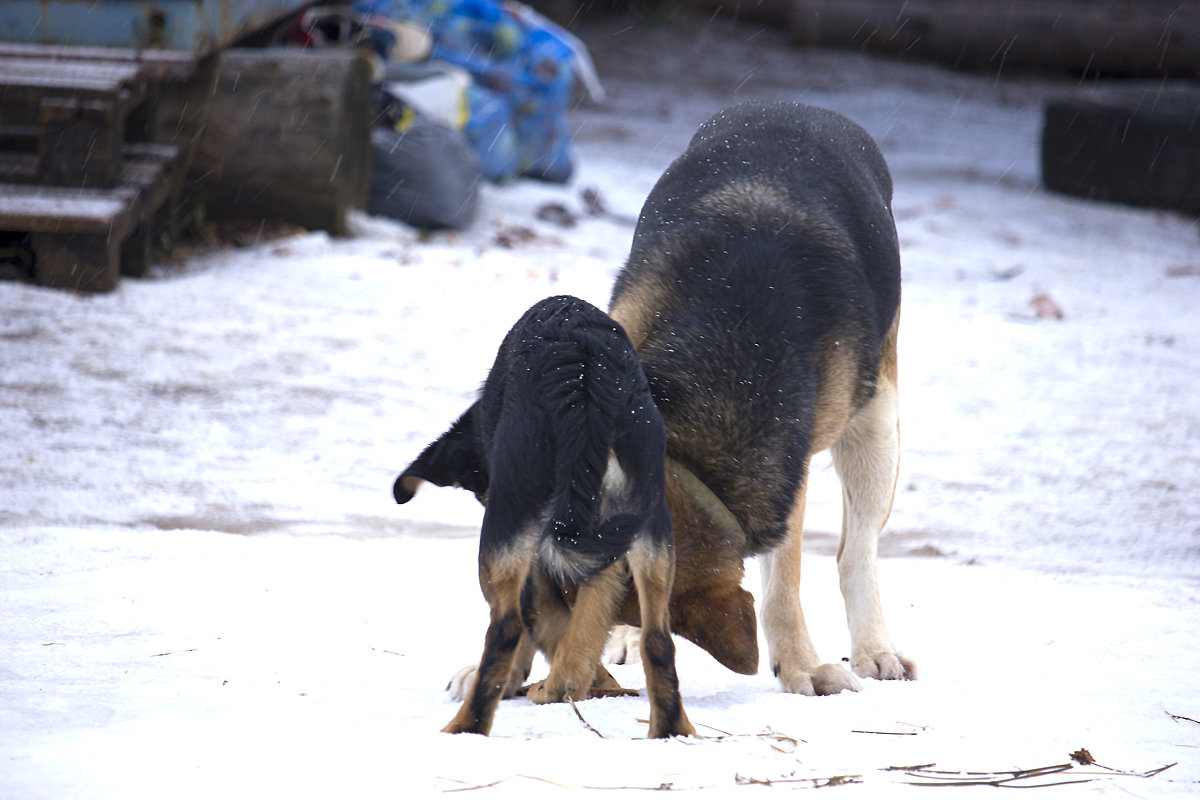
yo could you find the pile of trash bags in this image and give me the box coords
[287,1,603,230]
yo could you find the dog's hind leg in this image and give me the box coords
[526,563,627,706]
[761,475,863,695]
[829,315,916,681]
[443,555,531,735]
[628,529,694,738]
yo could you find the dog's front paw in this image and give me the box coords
[774,661,862,696]
[604,625,643,665]
[526,680,568,705]
[851,650,917,681]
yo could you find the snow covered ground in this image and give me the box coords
[2,12,1198,798]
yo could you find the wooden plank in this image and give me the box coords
[0,57,142,96]
[0,42,198,80]
[0,183,139,236]
[0,148,176,236]
[0,151,38,183]
[31,230,122,293]
[38,95,126,187]
[0,146,180,292]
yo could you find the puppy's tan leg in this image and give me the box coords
[443,557,530,735]
[446,630,534,701]
[761,476,863,695]
[527,564,626,704]
[829,320,916,681]
[629,538,694,738]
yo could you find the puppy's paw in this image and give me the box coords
[446,661,532,701]
[851,650,917,681]
[773,661,862,696]
[445,664,478,702]
[526,680,568,705]
[604,625,642,665]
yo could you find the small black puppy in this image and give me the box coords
[395,295,693,738]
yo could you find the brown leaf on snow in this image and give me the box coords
[1031,292,1064,320]
[1166,264,1200,277]
[1070,748,1096,765]
[535,202,578,228]
[494,225,538,248]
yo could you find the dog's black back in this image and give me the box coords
[610,101,901,555]
[396,295,669,583]
[479,295,670,581]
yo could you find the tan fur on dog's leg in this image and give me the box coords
[761,478,862,695]
[527,564,626,704]
[629,539,694,738]
[443,559,531,735]
[830,316,915,681]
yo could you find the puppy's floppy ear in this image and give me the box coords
[393,404,488,504]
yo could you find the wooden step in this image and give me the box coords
[0,144,181,291]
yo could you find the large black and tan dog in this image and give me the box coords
[607,100,915,695]
[394,295,693,738]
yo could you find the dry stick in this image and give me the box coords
[441,774,568,793]
[635,719,804,747]
[1168,710,1200,725]
[1072,748,1179,778]
[904,763,1079,787]
[440,776,514,793]
[736,773,863,788]
[369,647,405,657]
[567,694,606,739]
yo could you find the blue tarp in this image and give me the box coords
[354,0,587,183]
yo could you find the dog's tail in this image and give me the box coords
[532,303,645,584]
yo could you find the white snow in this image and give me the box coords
[2,15,1198,798]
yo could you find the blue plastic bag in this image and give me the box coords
[353,0,587,183]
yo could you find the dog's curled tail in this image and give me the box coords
[534,305,645,584]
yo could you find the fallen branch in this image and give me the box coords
[903,762,1087,788]
[440,774,568,793]
[150,648,197,657]
[567,695,606,739]
[900,752,1178,789]
[736,773,862,788]
[635,720,804,749]
[1167,710,1199,726]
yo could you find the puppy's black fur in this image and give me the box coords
[396,295,693,738]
